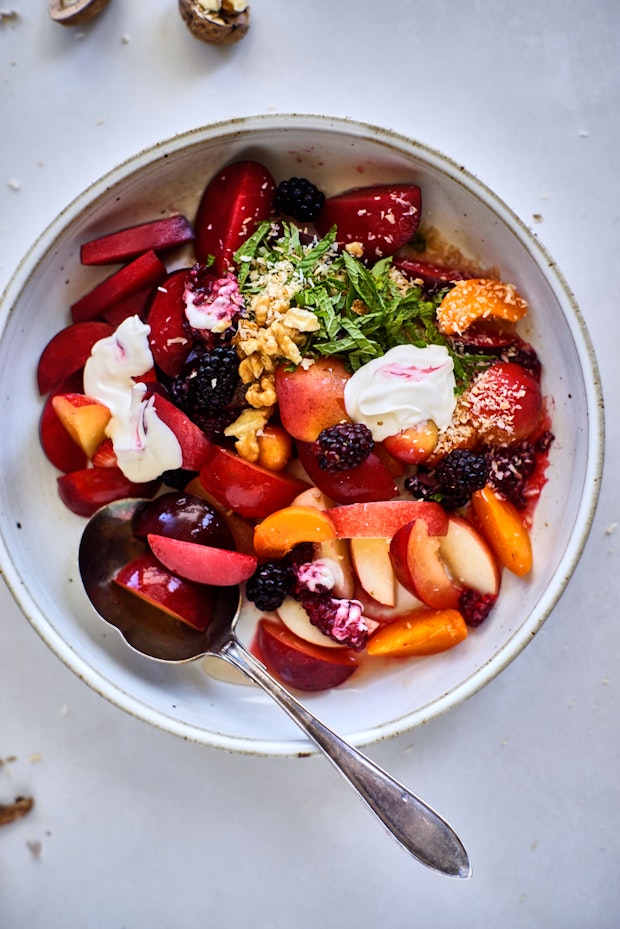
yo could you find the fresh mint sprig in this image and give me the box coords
[234,221,485,385]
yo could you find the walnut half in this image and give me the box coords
[179,0,250,46]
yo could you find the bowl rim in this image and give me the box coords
[0,113,605,756]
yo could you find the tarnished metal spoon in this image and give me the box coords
[79,498,472,879]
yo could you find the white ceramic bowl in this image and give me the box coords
[0,114,603,756]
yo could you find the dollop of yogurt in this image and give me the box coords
[184,273,244,333]
[344,343,457,441]
[83,315,182,482]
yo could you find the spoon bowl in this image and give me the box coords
[78,497,472,879]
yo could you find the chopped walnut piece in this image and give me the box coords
[0,796,34,826]
[178,0,250,46]
[224,407,273,461]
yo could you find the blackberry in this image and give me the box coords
[500,341,542,379]
[299,593,369,651]
[404,470,441,502]
[435,449,490,509]
[488,431,553,509]
[312,422,374,472]
[245,560,294,612]
[160,468,198,491]
[459,589,496,627]
[170,345,239,421]
[274,177,325,222]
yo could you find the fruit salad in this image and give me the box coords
[37,159,554,693]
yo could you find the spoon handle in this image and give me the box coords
[220,638,471,878]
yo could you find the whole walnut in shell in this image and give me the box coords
[179,0,250,46]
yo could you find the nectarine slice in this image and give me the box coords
[253,505,337,558]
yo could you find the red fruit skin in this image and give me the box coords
[147,392,212,471]
[296,442,398,505]
[393,256,472,287]
[256,619,358,692]
[199,445,310,520]
[389,517,462,610]
[80,214,195,266]
[274,357,352,442]
[328,499,447,539]
[145,268,194,377]
[57,467,160,517]
[39,373,89,473]
[314,184,422,261]
[91,437,118,468]
[469,362,543,444]
[194,161,276,275]
[114,552,215,632]
[101,286,154,328]
[147,534,257,586]
[133,491,235,551]
[37,321,113,395]
[71,250,167,323]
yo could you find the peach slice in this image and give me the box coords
[274,357,351,442]
[367,608,468,658]
[436,278,528,336]
[389,518,461,610]
[329,500,447,540]
[51,393,111,459]
[147,534,257,586]
[382,421,439,464]
[471,486,533,576]
[350,537,396,606]
[277,597,345,649]
[253,505,337,558]
[438,515,501,596]
[315,537,355,598]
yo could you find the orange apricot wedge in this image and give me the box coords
[471,485,533,576]
[253,505,337,558]
[436,278,528,336]
[367,608,467,657]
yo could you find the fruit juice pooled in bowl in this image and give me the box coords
[37,161,553,693]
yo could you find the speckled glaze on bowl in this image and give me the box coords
[0,114,603,756]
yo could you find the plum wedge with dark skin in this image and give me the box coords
[57,466,160,518]
[71,250,167,323]
[37,320,113,395]
[198,445,310,520]
[296,441,398,505]
[193,161,276,275]
[132,491,235,551]
[393,256,472,288]
[314,184,422,261]
[80,214,195,266]
[144,268,194,376]
[255,619,358,692]
[114,552,216,632]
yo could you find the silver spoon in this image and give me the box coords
[78,497,472,879]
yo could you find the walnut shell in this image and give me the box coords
[178,0,250,47]
[49,0,113,26]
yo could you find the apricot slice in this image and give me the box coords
[436,278,528,336]
[367,608,467,657]
[471,486,533,576]
[253,505,337,558]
